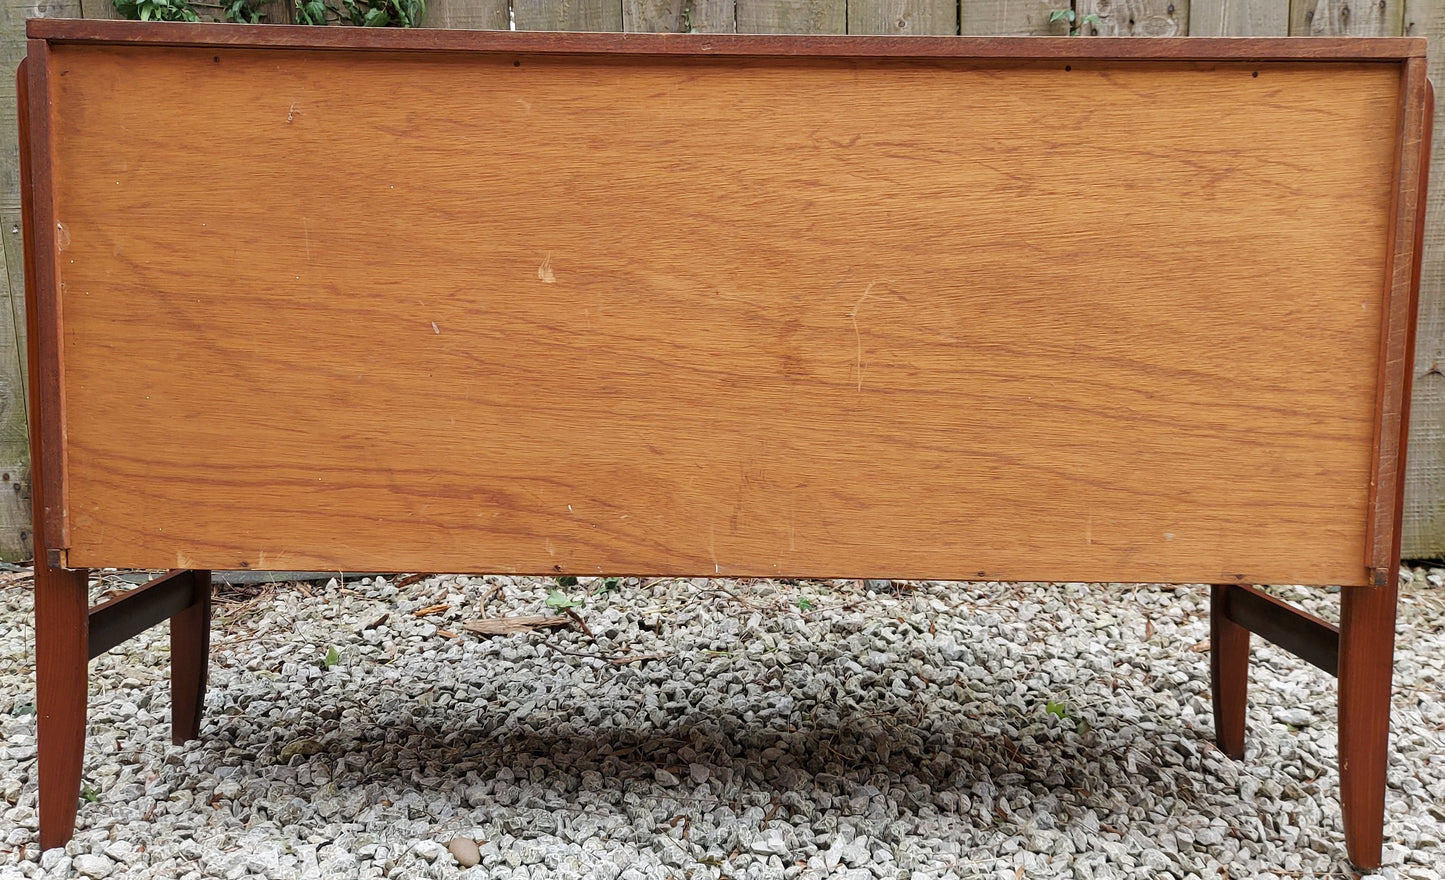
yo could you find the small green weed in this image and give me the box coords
[546,589,584,610]
[1048,8,1102,35]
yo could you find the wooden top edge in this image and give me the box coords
[24,19,1427,60]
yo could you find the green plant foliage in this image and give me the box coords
[114,0,202,22]
[546,589,584,610]
[1048,7,1101,35]
[323,646,340,668]
[222,0,266,22]
[294,0,424,25]
[1045,699,1069,719]
[294,0,327,23]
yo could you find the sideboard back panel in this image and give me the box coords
[44,43,1403,584]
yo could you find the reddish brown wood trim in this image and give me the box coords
[24,19,1426,61]
[87,569,201,659]
[24,39,69,556]
[1366,56,1429,585]
[1209,584,1250,760]
[1220,583,1340,676]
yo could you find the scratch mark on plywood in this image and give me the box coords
[850,281,877,391]
[287,102,296,123]
[303,219,312,261]
[538,253,556,283]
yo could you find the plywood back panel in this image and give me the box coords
[41,41,1404,585]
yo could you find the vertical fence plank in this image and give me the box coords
[1077,0,1189,35]
[625,0,735,32]
[848,0,954,35]
[736,0,842,33]
[78,0,121,17]
[0,229,28,560]
[515,0,624,31]
[1403,0,1445,557]
[3,216,25,415]
[960,0,1068,33]
[427,0,508,28]
[1290,0,1403,34]
[1188,0,1288,34]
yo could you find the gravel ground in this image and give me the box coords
[0,569,1442,880]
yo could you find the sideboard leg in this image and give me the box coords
[170,570,211,744]
[1209,584,1250,760]
[1338,581,1398,871]
[34,562,90,851]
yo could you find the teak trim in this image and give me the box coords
[1216,583,1340,676]
[25,19,1427,61]
[24,39,67,553]
[1365,55,1431,584]
[88,570,206,659]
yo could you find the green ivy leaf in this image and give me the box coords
[323,646,340,668]
[1045,700,1069,720]
[546,589,584,610]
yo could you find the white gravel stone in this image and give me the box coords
[72,853,114,878]
[0,573,1443,879]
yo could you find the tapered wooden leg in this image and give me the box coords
[34,562,90,851]
[1210,584,1250,760]
[1338,581,1398,870]
[170,570,211,744]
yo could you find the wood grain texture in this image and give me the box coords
[1400,0,1445,556]
[24,19,1429,57]
[736,0,843,33]
[847,0,955,36]
[1365,55,1428,580]
[76,0,120,20]
[624,0,735,33]
[0,213,29,560]
[1291,0,1404,35]
[514,0,623,32]
[3,213,27,415]
[1188,0,1288,35]
[34,44,1412,586]
[1338,577,1399,869]
[960,0,1069,34]
[25,38,65,552]
[0,215,29,560]
[22,57,90,851]
[425,0,507,29]
[1078,0,1189,36]
[169,569,210,744]
[1221,582,1339,674]
[1210,584,1250,760]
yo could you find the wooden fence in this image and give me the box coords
[2,0,1444,559]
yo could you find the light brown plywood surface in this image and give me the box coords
[43,46,1402,585]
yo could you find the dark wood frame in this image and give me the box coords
[19,21,1431,870]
